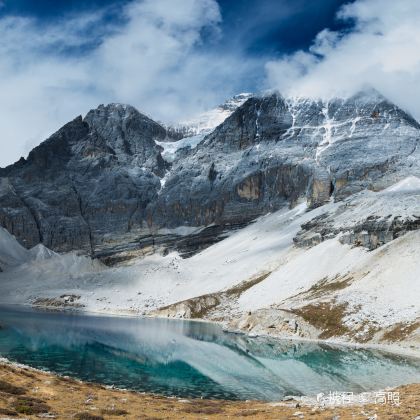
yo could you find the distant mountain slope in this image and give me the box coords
[0,104,175,253]
[165,93,253,139]
[0,89,419,258]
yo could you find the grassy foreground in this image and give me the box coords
[0,361,418,419]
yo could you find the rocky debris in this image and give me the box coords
[338,216,420,250]
[1,89,419,257]
[32,295,84,309]
[155,294,221,319]
[228,308,319,339]
[59,294,81,304]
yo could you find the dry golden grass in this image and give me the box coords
[0,361,418,419]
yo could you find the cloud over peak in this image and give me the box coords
[265,0,420,120]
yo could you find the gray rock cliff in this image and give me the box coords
[0,104,172,253]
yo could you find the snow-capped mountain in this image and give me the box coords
[0,89,419,258]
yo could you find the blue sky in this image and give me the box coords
[0,0,420,167]
[217,0,351,54]
[0,0,350,56]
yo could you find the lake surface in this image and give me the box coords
[0,305,419,401]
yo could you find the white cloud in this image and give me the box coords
[265,0,420,120]
[0,0,256,167]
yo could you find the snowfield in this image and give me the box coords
[0,178,419,354]
[156,134,205,162]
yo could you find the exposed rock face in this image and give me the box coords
[151,89,420,229]
[1,90,419,256]
[0,104,172,253]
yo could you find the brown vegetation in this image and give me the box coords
[12,395,50,415]
[303,274,354,299]
[293,301,351,339]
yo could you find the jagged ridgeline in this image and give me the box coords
[0,89,419,259]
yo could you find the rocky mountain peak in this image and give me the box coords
[83,103,168,157]
[0,88,419,259]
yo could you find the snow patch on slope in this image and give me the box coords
[28,244,58,261]
[0,201,318,311]
[156,134,204,163]
[238,233,420,329]
[381,176,420,194]
[158,93,253,164]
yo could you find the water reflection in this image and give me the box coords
[0,305,418,400]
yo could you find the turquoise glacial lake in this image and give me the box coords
[0,305,419,401]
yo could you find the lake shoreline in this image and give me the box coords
[7,301,419,360]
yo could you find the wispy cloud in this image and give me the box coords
[265,0,420,120]
[0,0,257,167]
